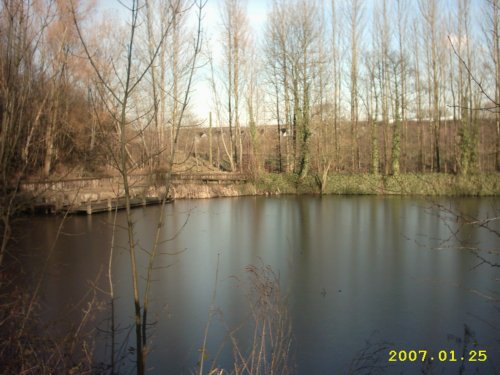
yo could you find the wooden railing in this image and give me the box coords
[169,173,248,183]
[20,172,249,191]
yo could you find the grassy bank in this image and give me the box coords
[254,173,500,197]
[17,173,500,205]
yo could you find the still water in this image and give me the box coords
[15,196,500,374]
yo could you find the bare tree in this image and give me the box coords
[373,0,392,175]
[264,0,291,172]
[220,0,249,171]
[71,1,204,373]
[1,0,29,269]
[330,0,342,171]
[264,0,322,178]
[347,0,363,172]
[245,43,262,174]
[411,19,427,172]
[419,0,444,172]
[311,0,334,191]
[448,0,476,176]
[208,50,234,171]
[363,47,380,175]
[0,0,57,269]
[495,0,500,171]
[392,0,409,175]
[485,0,500,170]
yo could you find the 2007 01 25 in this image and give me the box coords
[388,349,487,362]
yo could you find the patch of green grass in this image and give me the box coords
[326,173,500,196]
[254,173,298,195]
[236,182,258,196]
[325,174,383,195]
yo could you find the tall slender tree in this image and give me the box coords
[420,0,443,172]
[221,0,249,170]
[347,0,363,172]
[486,0,500,170]
[330,0,342,170]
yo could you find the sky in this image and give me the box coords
[194,0,269,124]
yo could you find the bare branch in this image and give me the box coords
[448,34,499,109]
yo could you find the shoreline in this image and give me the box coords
[15,173,500,214]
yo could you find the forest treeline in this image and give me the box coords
[1,0,499,188]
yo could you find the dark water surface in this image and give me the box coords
[14,196,500,374]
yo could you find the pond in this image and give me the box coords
[13,195,500,374]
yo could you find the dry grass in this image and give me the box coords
[227,263,294,375]
[0,280,102,374]
[196,262,294,375]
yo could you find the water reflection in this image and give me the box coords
[13,196,500,374]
